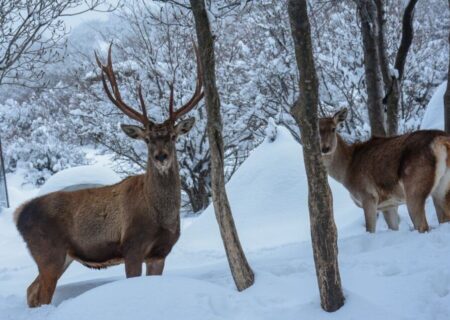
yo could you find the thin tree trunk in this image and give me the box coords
[444,0,450,133]
[0,136,9,209]
[388,0,418,136]
[357,0,386,137]
[184,174,210,213]
[375,0,390,87]
[189,0,255,291]
[376,0,418,136]
[374,0,396,135]
[287,0,345,312]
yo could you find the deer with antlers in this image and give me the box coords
[319,108,450,233]
[14,44,204,307]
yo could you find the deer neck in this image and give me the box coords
[144,157,181,229]
[322,134,352,184]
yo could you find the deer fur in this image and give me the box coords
[14,43,203,308]
[319,108,450,233]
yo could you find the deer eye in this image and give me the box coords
[332,128,336,133]
[171,134,176,141]
[144,138,150,143]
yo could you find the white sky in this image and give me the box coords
[62,1,119,32]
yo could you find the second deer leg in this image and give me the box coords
[382,207,400,231]
[432,188,450,223]
[124,249,144,278]
[432,195,446,223]
[146,258,165,276]
[405,196,429,232]
[402,163,435,232]
[362,197,378,233]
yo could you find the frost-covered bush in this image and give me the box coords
[0,94,89,186]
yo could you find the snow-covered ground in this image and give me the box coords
[421,81,447,131]
[1,86,450,320]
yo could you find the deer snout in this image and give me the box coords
[321,146,331,154]
[154,153,168,162]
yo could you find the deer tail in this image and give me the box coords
[432,136,450,167]
[430,136,450,194]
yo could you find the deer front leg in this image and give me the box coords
[146,258,165,276]
[123,246,144,278]
[382,207,400,231]
[362,196,378,233]
[124,255,143,278]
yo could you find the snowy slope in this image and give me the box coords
[178,127,362,254]
[38,164,121,196]
[421,81,447,130]
[0,126,449,320]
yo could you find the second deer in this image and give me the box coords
[319,108,450,233]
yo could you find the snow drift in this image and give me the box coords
[421,81,447,130]
[37,164,121,196]
[178,126,361,253]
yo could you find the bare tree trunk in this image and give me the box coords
[375,0,390,87]
[445,14,450,134]
[287,0,345,312]
[357,0,386,137]
[183,173,210,213]
[189,0,255,291]
[0,136,9,209]
[376,0,418,136]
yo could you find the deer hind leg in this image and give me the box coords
[27,276,41,307]
[431,170,450,224]
[27,249,68,307]
[403,180,431,233]
[382,207,400,231]
[405,196,429,232]
[432,195,446,223]
[402,159,438,233]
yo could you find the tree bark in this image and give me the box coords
[287,0,345,312]
[184,172,210,213]
[376,0,418,136]
[445,9,450,134]
[189,0,255,291]
[357,0,386,137]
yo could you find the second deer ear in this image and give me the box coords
[333,108,348,124]
[121,124,145,140]
[175,118,195,136]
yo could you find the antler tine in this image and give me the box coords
[95,43,150,127]
[168,82,175,120]
[137,84,148,121]
[170,42,204,121]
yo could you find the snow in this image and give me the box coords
[421,81,447,130]
[1,126,450,320]
[37,164,121,196]
[178,127,362,254]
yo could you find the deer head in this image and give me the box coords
[318,108,348,155]
[95,44,204,174]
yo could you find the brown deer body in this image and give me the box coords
[14,44,204,307]
[319,109,450,233]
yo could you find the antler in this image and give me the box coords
[95,44,151,127]
[168,42,204,122]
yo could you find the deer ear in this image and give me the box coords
[333,108,348,124]
[121,124,145,140]
[175,118,195,135]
